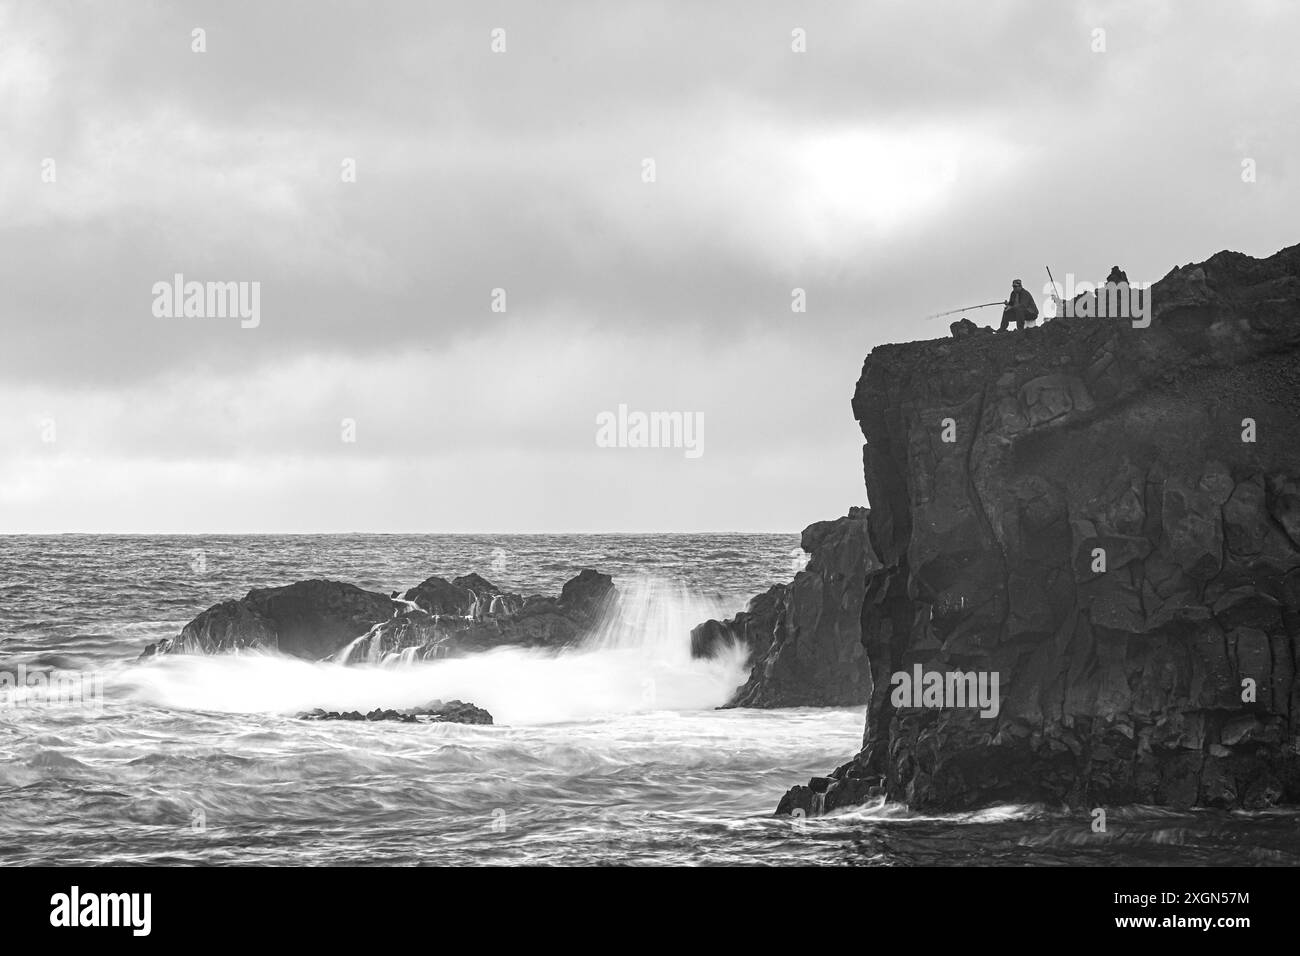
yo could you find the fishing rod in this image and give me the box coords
[1046,265,1063,319]
[925,300,1005,320]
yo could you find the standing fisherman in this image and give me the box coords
[999,279,1039,332]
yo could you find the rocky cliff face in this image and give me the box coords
[693,509,875,707]
[780,242,1300,814]
[141,570,614,662]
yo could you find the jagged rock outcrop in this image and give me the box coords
[560,568,618,619]
[779,242,1300,814]
[140,580,397,660]
[142,570,614,663]
[950,317,993,339]
[691,584,786,660]
[692,508,876,707]
[341,569,613,663]
[402,572,525,620]
[404,575,483,616]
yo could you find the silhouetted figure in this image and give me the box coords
[999,279,1039,331]
[1107,265,1129,285]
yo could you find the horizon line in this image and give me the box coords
[0,529,805,536]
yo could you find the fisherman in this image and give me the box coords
[999,279,1039,332]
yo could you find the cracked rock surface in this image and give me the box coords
[779,242,1300,814]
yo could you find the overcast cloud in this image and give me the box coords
[2,0,1297,531]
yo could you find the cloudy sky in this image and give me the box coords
[1,0,1296,532]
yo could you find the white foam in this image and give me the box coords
[113,577,752,725]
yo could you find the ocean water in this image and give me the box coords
[1,534,1297,866]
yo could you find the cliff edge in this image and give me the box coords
[780,242,1300,813]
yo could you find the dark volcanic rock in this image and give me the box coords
[778,242,1300,815]
[735,508,876,707]
[403,572,526,619]
[949,317,992,339]
[559,568,615,620]
[340,570,611,663]
[690,584,786,660]
[452,573,500,595]
[298,699,493,725]
[141,580,396,660]
[145,569,616,664]
[696,509,876,707]
[403,575,477,616]
[416,699,494,724]
[340,599,594,663]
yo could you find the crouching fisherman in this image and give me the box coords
[999,279,1039,332]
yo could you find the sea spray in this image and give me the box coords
[582,576,734,661]
[117,576,752,724]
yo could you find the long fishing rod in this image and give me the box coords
[1046,265,1063,319]
[925,300,1005,320]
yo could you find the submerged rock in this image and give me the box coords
[777,241,1300,815]
[297,699,493,725]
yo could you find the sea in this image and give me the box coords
[1,534,1297,866]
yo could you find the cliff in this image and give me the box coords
[691,509,875,707]
[779,242,1300,813]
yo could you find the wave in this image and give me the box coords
[112,576,751,725]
